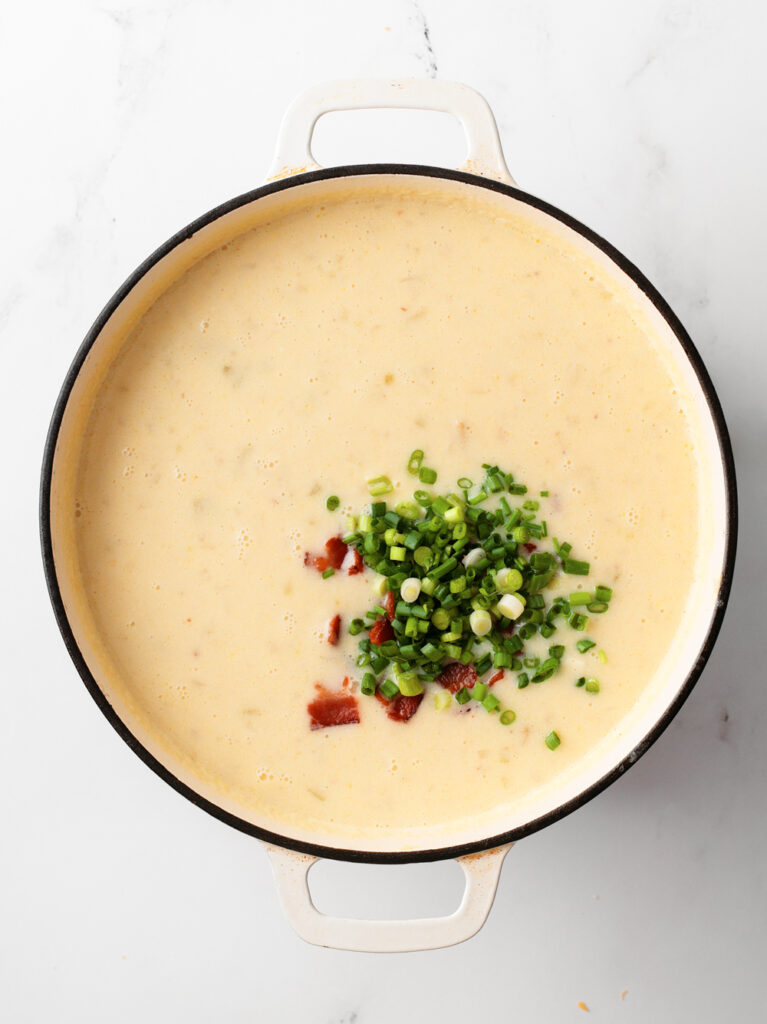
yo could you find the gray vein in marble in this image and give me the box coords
[410,0,437,77]
[626,52,659,87]
[639,135,669,181]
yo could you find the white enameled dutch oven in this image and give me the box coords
[41,80,737,952]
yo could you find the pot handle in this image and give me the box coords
[268,79,515,185]
[265,842,511,952]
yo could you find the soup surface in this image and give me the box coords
[65,180,704,848]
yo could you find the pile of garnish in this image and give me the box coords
[308,451,614,746]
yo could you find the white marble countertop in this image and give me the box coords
[2,1,765,1020]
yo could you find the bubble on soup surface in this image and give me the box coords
[236,529,252,558]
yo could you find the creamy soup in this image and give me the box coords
[58,180,706,849]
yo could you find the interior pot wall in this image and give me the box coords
[46,170,732,858]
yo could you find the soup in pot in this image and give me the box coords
[55,179,707,849]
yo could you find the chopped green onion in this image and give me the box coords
[469,609,492,636]
[379,679,399,700]
[431,607,451,631]
[413,545,433,567]
[532,657,559,682]
[482,693,501,713]
[430,556,458,579]
[468,489,488,506]
[407,449,424,475]
[368,476,393,497]
[545,730,561,750]
[396,670,424,696]
[395,501,420,519]
[563,559,590,576]
[584,678,600,693]
[575,676,586,687]
[434,690,452,711]
[473,653,493,675]
[361,673,377,696]
[470,682,489,702]
[496,567,523,593]
[500,709,516,725]
[321,568,335,579]
[400,577,422,603]
[597,649,608,664]
[529,570,555,592]
[337,454,614,728]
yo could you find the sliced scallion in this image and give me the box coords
[545,730,561,750]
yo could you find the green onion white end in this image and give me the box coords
[469,609,493,636]
[462,547,485,567]
[496,593,526,619]
[400,577,422,603]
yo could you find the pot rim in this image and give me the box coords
[40,163,738,864]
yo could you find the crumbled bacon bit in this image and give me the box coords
[303,551,329,572]
[387,693,423,721]
[327,614,341,645]
[308,681,360,730]
[383,589,396,621]
[436,662,478,694]
[346,547,364,575]
[324,536,348,569]
[523,542,537,553]
[375,688,423,722]
[369,617,394,646]
[305,536,356,574]
[487,670,504,687]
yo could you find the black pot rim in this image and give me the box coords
[40,163,738,864]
